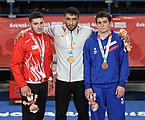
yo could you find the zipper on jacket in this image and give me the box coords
[69,31,73,82]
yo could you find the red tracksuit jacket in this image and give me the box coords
[11,30,53,88]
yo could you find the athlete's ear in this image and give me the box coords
[110,21,113,28]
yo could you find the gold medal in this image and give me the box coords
[67,56,75,63]
[102,62,108,69]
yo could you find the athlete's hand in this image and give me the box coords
[21,85,31,97]
[13,31,25,45]
[14,28,31,45]
[115,86,125,99]
[85,88,93,100]
[123,35,132,52]
[48,80,54,93]
[119,29,132,52]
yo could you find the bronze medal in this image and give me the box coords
[67,56,75,63]
[102,62,108,69]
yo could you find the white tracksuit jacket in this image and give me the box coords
[44,25,93,82]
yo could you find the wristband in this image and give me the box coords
[48,77,53,81]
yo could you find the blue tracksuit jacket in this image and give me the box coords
[84,30,130,89]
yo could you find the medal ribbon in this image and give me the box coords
[29,32,45,67]
[97,32,112,63]
[64,26,80,57]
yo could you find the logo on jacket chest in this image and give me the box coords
[45,41,50,48]
[31,41,50,50]
[93,48,97,54]
[31,45,39,50]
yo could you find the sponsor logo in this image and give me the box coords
[136,22,145,27]
[1,111,145,117]
[113,22,126,28]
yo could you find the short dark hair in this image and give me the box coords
[95,11,112,23]
[64,7,79,17]
[29,11,43,23]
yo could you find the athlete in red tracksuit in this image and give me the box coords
[11,11,53,120]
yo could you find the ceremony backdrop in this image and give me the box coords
[0,16,145,67]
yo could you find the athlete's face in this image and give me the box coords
[64,13,79,31]
[29,18,44,34]
[96,17,111,34]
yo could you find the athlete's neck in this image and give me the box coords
[98,30,111,38]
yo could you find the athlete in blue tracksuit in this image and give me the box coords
[83,11,130,120]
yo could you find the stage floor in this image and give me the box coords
[0,100,145,120]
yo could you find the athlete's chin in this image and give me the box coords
[100,28,105,31]
[36,31,43,34]
[68,26,75,31]
[100,30,107,33]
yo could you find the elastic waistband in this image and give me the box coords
[92,82,118,88]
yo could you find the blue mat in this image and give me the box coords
[0,100,145,120]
